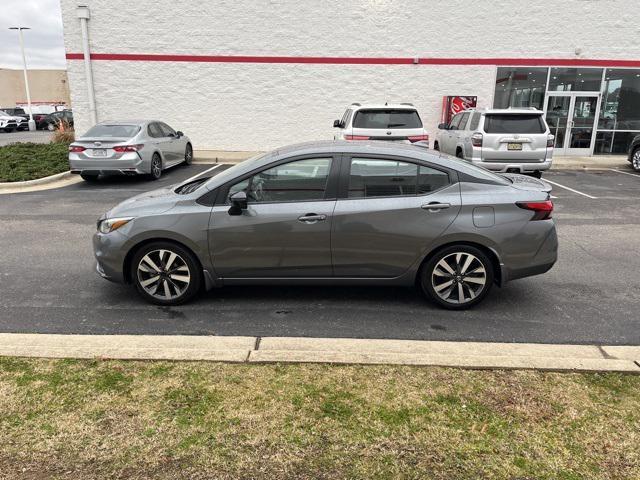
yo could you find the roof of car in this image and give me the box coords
[349,103,418,110]
[97,120,150,125]
[468,107,544,114]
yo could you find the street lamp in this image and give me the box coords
[9,27,36,131]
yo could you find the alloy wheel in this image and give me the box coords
[431,252,487,305]
[136,249,191,301]
[185,145,193,164]
[633,150,640,171]
[151,155,162,178]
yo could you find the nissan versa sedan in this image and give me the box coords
[93,141,557,310]
[69,120,193,182]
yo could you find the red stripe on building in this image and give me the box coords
[65,53,640,67]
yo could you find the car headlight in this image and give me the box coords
[97,217,134,234]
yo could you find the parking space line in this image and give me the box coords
[181,164,225,183]
[608,168,640,178]
[543,179,598,199]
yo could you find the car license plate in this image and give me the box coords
[92,149,107,156]
[507,143,523,151]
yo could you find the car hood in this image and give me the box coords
[105,186,179,218]
[0,114,23,121]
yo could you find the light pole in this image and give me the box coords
[9,27,36,131]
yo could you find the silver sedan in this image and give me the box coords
[69,120,193,182]
[92,140,558,310]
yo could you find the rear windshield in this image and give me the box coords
[483,114,545,134]
[83,124,140,138]
[353,109,423,129]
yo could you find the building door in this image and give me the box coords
[545,93,600,155]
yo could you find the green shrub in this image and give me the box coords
[0,142,70,182]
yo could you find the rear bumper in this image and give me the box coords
[504,224,558,282]
[471,158,552,173]
[69,153,148,175]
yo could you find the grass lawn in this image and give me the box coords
[0,358,638,479]
[0,142,69,182]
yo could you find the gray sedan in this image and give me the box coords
[93,140,557,309]
[69,120,193,181]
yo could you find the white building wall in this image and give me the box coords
[60,0,640,150]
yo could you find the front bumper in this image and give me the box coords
[69,152,147,175]
[93,231,129,284]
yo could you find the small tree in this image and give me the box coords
[51,119,75,144]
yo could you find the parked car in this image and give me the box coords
[42,110,74,131]
[434,108,554,178]
[69,120,193,182]
[627,134,640,171]
[93,140,557,309]
[333,103,429,144]
[0,110,28,132]
[1,107,50,129]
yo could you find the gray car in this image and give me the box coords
[69,120,193,182]
[93,140,557,309]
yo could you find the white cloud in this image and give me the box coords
[0,0,65,69]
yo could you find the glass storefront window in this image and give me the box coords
[494,68,547,110]
[549,68,602,91]
[599,69,640,130]
[594,131,639,155]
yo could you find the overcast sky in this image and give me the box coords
[0,0,66,70]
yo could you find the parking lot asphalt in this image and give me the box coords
[0,130,51,147]
[0,163,638,345]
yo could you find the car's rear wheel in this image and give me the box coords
[47,123,55,131]
[530,171,542,179]
[632,147,640,171]
[131,242,201,305]
[420,245,494,310]
[433,142,439,151]
[149,153,162,180]
[456,149,464,159]
[80,173,99,182]
[184,143,193,165]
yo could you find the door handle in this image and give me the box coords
[421,202,451,212]
[298,213,327,223]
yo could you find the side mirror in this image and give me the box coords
[228,191,248,215]
[176,131,184,137]
[333,119,342,128]
[438,123,449,130]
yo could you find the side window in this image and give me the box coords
[230,158,332,203]
[159,122,176,137]
[458,112,470,130]
[418,166,450,194]
[349,158,417,198]
[469,113,480,130]
[147,123,163,138]
[340,109,351,128]
[449,113,463,130]
[344,110,353,128]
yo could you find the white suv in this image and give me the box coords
[434,108,553,177]
[333,103,429,145]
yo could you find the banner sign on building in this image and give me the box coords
[441,96,477,124]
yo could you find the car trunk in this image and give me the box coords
[481,113,549,162]
[500,173,552,193]
[73,138,133,160]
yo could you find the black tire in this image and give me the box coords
[3,128,14,133]
[149,153,162,180]
[184,143,193,165]
[433,142,439,151]
[420,245,494,310]
[456,149,464,159]
[530,171,543,179]
[80,173,99,182]
[631,147,640,172]
[130,241,201,306]
[47,123,55,131]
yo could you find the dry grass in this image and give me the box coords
[0,358,638,479]
[51,120,74,144]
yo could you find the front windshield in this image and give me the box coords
[202,151,272,190]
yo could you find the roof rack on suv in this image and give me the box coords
[351,102,361,106]
[400,103,414,106]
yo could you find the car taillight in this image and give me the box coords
[68,145,85,153]
[113,144,144,152]
[517,200,553,220]
[547,134,554,148]
[471,133,483,147]
[407,134,429,143]
[344,135,370,140]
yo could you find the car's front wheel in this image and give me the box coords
[131,242,201,305]
[420,245,494,310]
[632,147,640,171]
[149,153,162,180]
[47,123,55,131]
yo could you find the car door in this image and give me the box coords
[452,112,470,156]
[158,122,184,164]
[208,156,338,278]
[148,122,171,161]
[331,156,461,277]
[443,113,463,154]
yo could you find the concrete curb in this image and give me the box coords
[0,334,638,373]
[0,170,72,189]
